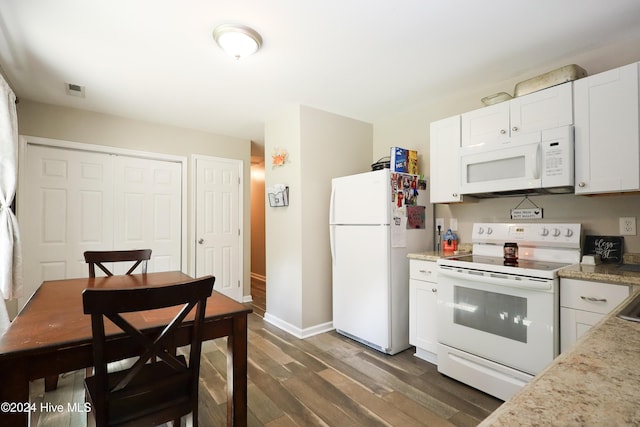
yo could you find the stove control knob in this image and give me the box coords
[540,227,549,236]
[553,228,561,237]
[564,228,574,237]
[486,227,493,235]
[477,227,484,235]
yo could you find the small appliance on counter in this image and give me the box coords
[442,228,457,252]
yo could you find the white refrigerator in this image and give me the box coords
[329,169,434,354]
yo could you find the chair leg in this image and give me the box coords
[44,375,59,391]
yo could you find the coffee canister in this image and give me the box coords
[503,242,518,260]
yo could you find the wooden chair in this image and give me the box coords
[82,276,215,427]
[84,249,152,277]
[44,249,154,392]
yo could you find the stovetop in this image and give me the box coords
[437,223,583,279]
[442,254,574,272]
[438,254,576,279]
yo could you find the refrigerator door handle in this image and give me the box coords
[329,185,336,224]
[330,225,336,264]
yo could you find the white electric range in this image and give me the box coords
[436,223,582,401]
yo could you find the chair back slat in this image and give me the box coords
[84,249,152,277]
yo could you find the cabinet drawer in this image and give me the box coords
[410,260,438,283]
[561,278,630,314]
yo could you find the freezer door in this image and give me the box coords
[330,169,390,225]
[332,224,390,350]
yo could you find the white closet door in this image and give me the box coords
[113,156,182,274]
[19,145,115,308]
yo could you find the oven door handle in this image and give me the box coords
[438,267,552,291]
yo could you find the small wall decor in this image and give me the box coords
[271,147,289,169]
[267,184,289,207]
[510,196,543,219]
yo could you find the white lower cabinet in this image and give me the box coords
[409,259,438,364]
[560,278,631,353]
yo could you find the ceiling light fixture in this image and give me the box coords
[213,24,262,60]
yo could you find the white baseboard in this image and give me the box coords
[263,312,333,339]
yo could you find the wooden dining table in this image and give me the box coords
[0,271,252,426]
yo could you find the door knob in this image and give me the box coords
[198,238,204,244]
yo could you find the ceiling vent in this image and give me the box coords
[65,82,85,97]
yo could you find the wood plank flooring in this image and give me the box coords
[31,283,503,426]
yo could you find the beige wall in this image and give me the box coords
[16,100,252,295]
[250,162,266,277]
[264,105,372,335]
[373,36,640,253]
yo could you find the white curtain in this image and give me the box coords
[0,74,22,334]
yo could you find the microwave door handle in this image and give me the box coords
[532,144,541,179]
[438,267,552,291]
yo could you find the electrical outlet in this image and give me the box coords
[620,217,637,236]
[450,218,458,231]
[435,218,445,232]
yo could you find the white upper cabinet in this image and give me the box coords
[461,83,573,147]
[574,62,640,194]
[430,115,465,203]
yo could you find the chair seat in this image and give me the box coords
[85,356,193,427]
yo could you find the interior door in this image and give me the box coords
[113,156,182,274]
[195,156,242,301]
[19,144,115,308]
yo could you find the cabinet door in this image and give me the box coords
[560,307,604,353]
[510,83,573,136]
[409,278,438,357]
[461,102,510,146]
[574,62,640,194]
[430,115,464,203]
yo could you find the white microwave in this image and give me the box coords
[459,125,574,197]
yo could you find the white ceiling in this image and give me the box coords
[1,1,640,146]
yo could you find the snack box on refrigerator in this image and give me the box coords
[390,147,418,175]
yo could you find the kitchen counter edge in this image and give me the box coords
[480,259,640,426]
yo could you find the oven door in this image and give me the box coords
[437,265,558,375]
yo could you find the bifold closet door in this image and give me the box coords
[20,145,115,308]
[19,144,183,309]
[113,155,182,274]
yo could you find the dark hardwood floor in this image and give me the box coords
[33,280,503,426]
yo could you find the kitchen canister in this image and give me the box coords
[503,242,518,261]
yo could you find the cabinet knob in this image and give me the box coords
[452,193,458,197]
[578,182,586,188]
[419,270,432,274]
[500,129,506,135]
[512,126,518,132]
[198,238,204,244]
[432,288,437,293]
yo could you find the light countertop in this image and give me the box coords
[481,257,640,426]
[559,262,640,286]
[408,249,640,425]
[480,286,640,426]
[407,244,472,262]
